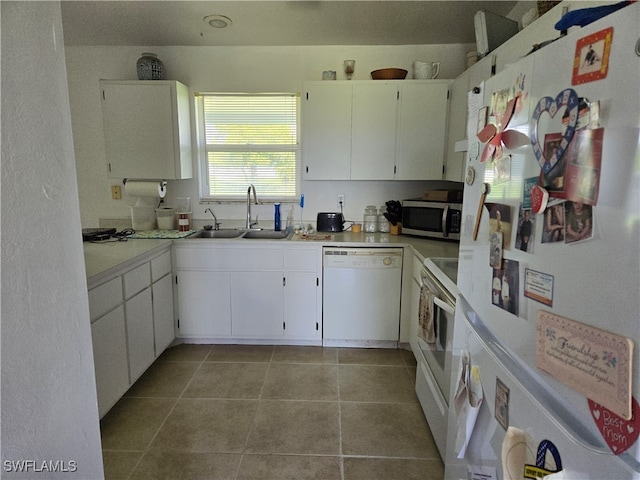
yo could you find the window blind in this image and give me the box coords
[198,93,299,200]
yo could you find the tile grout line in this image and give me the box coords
[233,346,275,480]
[336,349,345,480]
[124,348,212,480]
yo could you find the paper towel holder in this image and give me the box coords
[123,178,167,196]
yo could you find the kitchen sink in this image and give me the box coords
[242,230,292,240]
[191,229,243,239]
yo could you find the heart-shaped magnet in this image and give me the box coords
[588,397,640,455]
[530,88,579,174]
[530,186,549,214]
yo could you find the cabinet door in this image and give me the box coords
[396,82,450,180]
[284,271,319,339]
[91,306,129,418]
[230,271,283,338]
[444,72,469,181]
[153,273,175,354]
[303,83,352,180]
[126,288,155,382]
[351,83,398,180]
[176,271,231,337]
[101,81,191,180]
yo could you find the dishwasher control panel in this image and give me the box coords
[323,248,403,269]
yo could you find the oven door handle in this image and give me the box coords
[433,296,455,315]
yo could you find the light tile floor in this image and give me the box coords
[100,345,444,480]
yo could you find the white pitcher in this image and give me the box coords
[413,61,440,79]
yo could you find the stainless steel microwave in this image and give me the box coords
[401,199,462,241]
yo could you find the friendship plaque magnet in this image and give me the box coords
[536,311,633,419]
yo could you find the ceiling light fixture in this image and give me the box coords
[204,15,232,29]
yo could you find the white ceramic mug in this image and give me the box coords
[413,61,440,79]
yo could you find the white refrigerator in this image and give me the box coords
[446,3,639,479]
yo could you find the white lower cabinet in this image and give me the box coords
[153,273,179,351]
[88,247,175,418]
[175,243,321,342]
[126,288,155,382]
[90,306,128,418]
[284,271,319,338]
[230,271,284,337]
[177,271,231,336]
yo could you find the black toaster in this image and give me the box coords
[317,212,344,232]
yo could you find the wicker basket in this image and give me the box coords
[371,68,408,80]
[537,1,561,16]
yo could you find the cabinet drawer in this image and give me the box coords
[151,251,172,282]
[286,248,317,271]
[124,262,151,299]
[88,277,123,322]
[176,247,284,271]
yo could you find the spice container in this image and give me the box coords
[363,205,378,233]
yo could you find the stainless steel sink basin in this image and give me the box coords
[241,230,291,240]
[191,229,243,239]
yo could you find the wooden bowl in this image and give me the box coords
[371,68,408,80]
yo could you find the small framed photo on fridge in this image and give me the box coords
[495,377,510,430]
[477,106,489,134]
[572,27,613,85]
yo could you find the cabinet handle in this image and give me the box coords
[283,277,286,286]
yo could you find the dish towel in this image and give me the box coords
[418,285,436,344]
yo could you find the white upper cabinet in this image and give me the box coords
[396,81,450,180]
[443,70,470,182]
[303,80,450,181]
[302,82,352,180]
[351,83,398,180]
[100,80,193,180]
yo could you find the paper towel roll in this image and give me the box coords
[124,180,166,198]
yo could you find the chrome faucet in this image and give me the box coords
[204,208,220,230]
[246,184,259,229]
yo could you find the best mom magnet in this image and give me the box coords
[530,88,579,174]
[588,396,640,455]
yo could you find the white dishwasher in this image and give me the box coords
[322,247,403,347]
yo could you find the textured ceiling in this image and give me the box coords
[61,1,521,47]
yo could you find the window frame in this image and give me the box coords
[195,92,301,203]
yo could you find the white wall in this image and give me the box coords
[1,2,104,478]
[65,43,473,228]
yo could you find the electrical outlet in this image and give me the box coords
[111,185,122,200]
[337,194,345,210]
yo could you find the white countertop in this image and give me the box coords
[84,239,172,282]
[83,232,458,282]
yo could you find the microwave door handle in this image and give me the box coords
[434,296,455,315]
[441,205,449,237]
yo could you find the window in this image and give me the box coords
[196,93,299,201]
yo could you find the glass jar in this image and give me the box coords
[377,206,390,233]
[363,205,377,233]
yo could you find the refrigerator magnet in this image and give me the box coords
[588,397,640,455]
[572,27,613,85]
[530,88,579,174]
